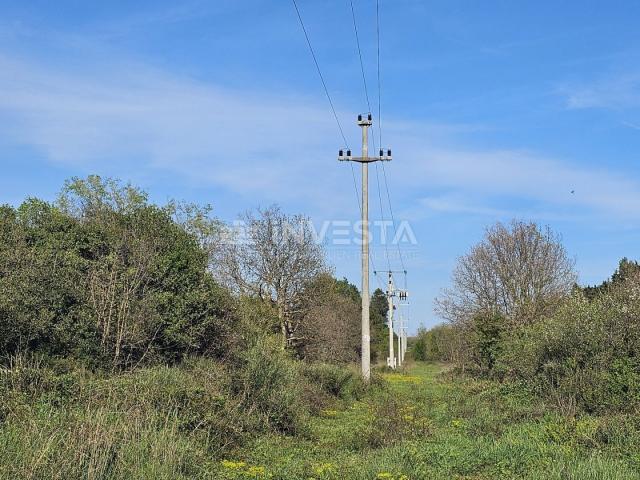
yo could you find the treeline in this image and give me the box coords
[0,176,397,369]
[1,176,399,475]
[0,178,231,368]
[420,220,640,415]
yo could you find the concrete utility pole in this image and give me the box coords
[404,328,407,360]
[338,114,392,381]
[399,317,407,364]
[397,313,402,367]
[401,324,407,363]
[377,270,408,370]
[387,271,395,369]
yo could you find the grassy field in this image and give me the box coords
[2,361,640,479]
[213,363,640,480]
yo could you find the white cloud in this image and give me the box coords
[384,125,640,220]
[2,52,640,222]
[561,73,640,110]
[418,194,508,217]
[0,54,355,212]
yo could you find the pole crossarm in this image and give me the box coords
[339,155,391,163]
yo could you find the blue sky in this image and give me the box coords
[2,1,640,330]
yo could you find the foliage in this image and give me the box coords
[0,347,367,479]
[231,336,307,435]
[468,312,506,372]
[300,362,365,401]
[370,288,390,363]
[5,179,640,478]
[297,275,361,364]
[499,274,640,414]
[214,205,328,349]
[412,324,459,363]
[433,251,640,414]
[436,220,576,327]
[583,257,640,300]
[197,364,640,480]
[0,176,233,369]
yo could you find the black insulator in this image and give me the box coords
[358,114,362,121]
[387,149,392,157]
[339,149,344,156]
[368,113,372,121]
[347,149,351,156]
[379,149,383,157]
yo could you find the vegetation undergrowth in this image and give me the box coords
[3,359,640,479]
[209,362,640,480]
[3,178,640,479]
[0,345,366,479]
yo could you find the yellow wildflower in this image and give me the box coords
[221,460,246,469]
[312,462,336,475]
[246,465,267,476]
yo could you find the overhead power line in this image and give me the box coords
[290,0,385,292]
[373,0,407,273]
[381,162,406,271]
[376,0,382,149]
[291,0,348,148]
[348,0,391,273]
[349,0,371,113]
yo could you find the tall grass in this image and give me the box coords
[0,345,364,479]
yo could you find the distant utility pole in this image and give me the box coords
[377,270,409,370]
[401,322,407,363]
[398,317,407,365]
[404,328,407,360]
[397,313,402,367]
[339,114,392,381]
[387,271,396,369]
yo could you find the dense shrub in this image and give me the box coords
[412,323,462,363]
[297,276,361,364]
[498,275,640,413]
[301,362,365,401]
[0,357,238,478]
[0,177,234,370]
[230,336,308,435]
[430,252,640,416]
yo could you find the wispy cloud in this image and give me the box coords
[2,51,640,222]
[400,193,511,219]
[621,120,640,130]
[562,72,640,110]
[435,149,640,219]
[0,53,352,210]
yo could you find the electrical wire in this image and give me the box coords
[376,0,382,150]
[348,0,392,273]
[291,0,385,292]
[349,0,371,112]
[380,162,406,272]
[374,0,407,273]
[292,0,349,148]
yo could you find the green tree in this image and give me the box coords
[370,288,389,363]
[0,176,233,369]
[583,257,640,300]
[297,275,361,363]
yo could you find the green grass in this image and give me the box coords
[2,361,640,479]
[212,363,640,480]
